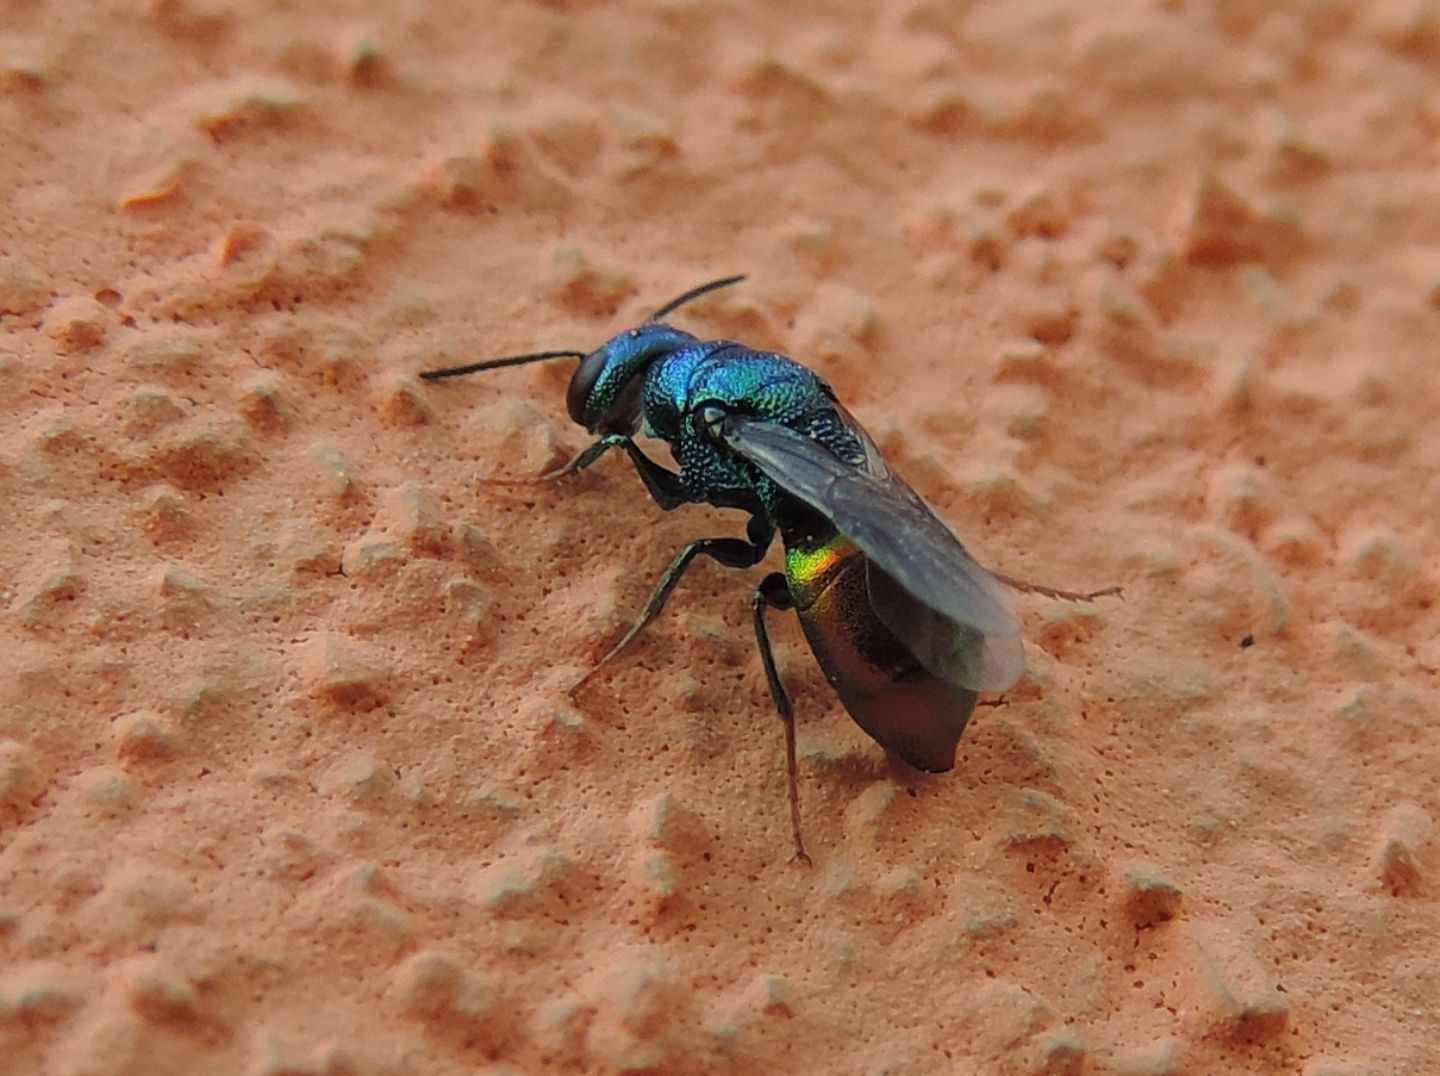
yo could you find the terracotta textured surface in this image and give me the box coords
[2,2,1438,1073]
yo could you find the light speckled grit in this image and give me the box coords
[2,2,1438,1074]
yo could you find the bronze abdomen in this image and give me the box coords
[785,534,979,772]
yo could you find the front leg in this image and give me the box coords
[539,434,691,512]
[619,438,689,511]
[539,433,630,480]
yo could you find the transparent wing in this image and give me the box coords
[722,415,1025,693]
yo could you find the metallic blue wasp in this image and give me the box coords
[421,277,1118,860]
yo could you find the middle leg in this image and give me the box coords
[573,524,774,690]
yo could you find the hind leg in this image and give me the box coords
[751,572,810,865]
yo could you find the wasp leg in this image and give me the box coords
[618,439,689,510]
[988,570,1124,603]
[538,433,629,481]
[574,528,773,691]
[482,434,627,488]
[752,571,810,864]
[533,434,691,512]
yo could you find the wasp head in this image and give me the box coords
[418,276,744,437]
[565,324,697,434]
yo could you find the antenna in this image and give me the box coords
[645,274,746,323]
[418,274,746,380]
[418,349,586,381]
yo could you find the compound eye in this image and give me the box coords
[566,349,609,426]
[695,401,728,443]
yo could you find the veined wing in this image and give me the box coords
[721,414,1025,693]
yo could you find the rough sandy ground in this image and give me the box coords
[3,2,1439,1073]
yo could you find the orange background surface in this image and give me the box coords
[2,2,1437,1073]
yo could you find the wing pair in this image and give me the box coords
[719,413,1025,695]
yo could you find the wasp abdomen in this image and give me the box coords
[785,531,978,773]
